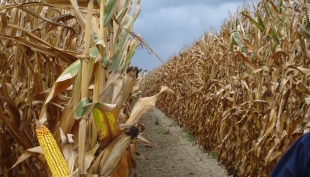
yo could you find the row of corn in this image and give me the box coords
[143,0,310,176]
[0,0,172,176]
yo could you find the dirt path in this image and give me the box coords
[135,107,229,177]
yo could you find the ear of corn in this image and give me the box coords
[35,123,68,177]
[2,0,161,175]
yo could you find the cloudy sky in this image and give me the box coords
[131,0,251,71]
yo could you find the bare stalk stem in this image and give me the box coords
[78,0,93,175]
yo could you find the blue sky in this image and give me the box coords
[131,0,250,71]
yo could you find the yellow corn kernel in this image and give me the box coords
[36,123,68,177]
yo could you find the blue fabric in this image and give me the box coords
[269,133,310,177]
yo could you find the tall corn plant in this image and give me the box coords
[143,0,310,176]
[0,0,172,176]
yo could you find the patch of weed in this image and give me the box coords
[172,120,179,126]
[154,115,160,125]
[157,129,163,134]
[209,151,216,159]
[188,171,194,176]
[183,130,195,142]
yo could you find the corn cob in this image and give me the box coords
[35,123,68,177]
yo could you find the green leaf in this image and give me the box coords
[116,0,130,22]
[232,32,246,52]
[110,14,133,71]
[89,30,100,58]
[132,0,141,21]
[74,98,119,137]
[300,24,310,39]
[257,14,265,29]
[56,60,80,82]
[92,108,108,137]
[104,53,110,67]
[263,0,271,15]
[93,105,120,139]
[74,98,120,150]
[75,97,89,119]
[45,60,80,104]
[89,46,100,58]
[92,30,99,43]
[120,39,139,71]
[278,0,283,13]
[241,12,265,32]
[270,27,279,44]
[98,0,120,26]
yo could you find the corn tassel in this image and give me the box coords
[36,123,68,177]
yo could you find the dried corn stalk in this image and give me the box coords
[0,0,167,176]
[143,1,310,176]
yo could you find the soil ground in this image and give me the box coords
[135,107,229,177]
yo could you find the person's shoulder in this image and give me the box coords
[301,132,310,137]
[298,132,310,142]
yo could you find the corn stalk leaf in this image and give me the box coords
[103,0,120,26]
[110,14,134,71]
[45,60,80,104]
[11,146,43,169]
[126,86,174,125]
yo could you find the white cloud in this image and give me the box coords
[131,0,251,71]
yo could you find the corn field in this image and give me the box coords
[143,0,310,176]
[0,0,173,176]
